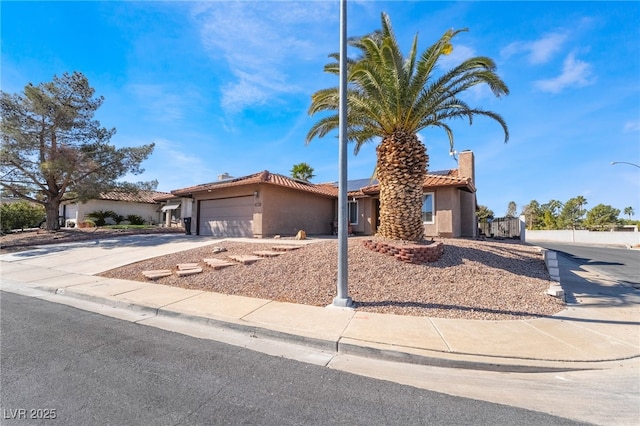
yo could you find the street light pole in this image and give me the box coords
[611,161,640,169]
[333,0,352,308]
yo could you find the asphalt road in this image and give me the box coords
[534,242,640,285]
[0,292,585,426]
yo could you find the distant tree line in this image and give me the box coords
[477,199,636,231]
[519,198,636,231]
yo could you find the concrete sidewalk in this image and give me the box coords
[1,234,638,372]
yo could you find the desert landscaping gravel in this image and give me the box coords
[98,236,565,320]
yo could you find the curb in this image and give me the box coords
[539,248,565,301]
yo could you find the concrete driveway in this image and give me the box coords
[0,234,223,275]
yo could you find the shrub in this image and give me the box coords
[1,201,45,233]
[111,214,126,225]
[126,214,145,225]
[85,210,116,227]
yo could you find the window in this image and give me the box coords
[422,193,434,224]
[348,200,358,225]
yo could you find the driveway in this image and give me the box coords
[0,234,222,275]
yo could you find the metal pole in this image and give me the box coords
[334,0,352,307]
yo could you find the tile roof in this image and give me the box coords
[153,192,178,202]
[99,190,173,204]
[358,169,475,195]
[171,171,338,198]
[170,168,474,199]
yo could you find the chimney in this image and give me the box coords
[458,150,475,183]
[217,172,233,181]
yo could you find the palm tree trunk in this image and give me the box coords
[376,130,428,242]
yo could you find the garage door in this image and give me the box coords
[199,196,254,237]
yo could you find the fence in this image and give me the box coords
[479,216,522,239]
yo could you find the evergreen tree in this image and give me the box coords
[558,196,588,229]
[1,72,155,230]
[585,204,621,230]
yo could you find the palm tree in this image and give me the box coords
[575,195,588,220]
[624,206,634,220]
[307,12,509,241]
[290,162,316,182]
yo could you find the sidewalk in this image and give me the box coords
[1,234,638,372]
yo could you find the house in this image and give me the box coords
[350,150,477,238]
[168,150,478,238]
[171,171,337,237]
[59,190,172,227]
[153,192,191,229]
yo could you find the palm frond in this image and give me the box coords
[307,12,509,148]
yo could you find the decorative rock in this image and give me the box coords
[142,269,172,280]
[227,254,263,265]
[203,258,237,270]
[176,267,203,277]
[252,250,282,258]
[212,247,227,254]
[295,230,307,240]
[177,263,200,270]
[271,245,302,252]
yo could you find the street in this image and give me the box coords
[0,292,585,426]
[534,242,639,285]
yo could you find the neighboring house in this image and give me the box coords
[153,192,194,229]
[168,150,478,238]
[59,190,172,227]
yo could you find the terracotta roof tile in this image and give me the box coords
[171,168,473,199]
[171,171,338,198]
[359,169,474,195]
[153,193,178,202]
[99,190,172,204]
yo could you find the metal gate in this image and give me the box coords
[479,217,521,239]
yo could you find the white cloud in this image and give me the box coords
[438,44,475,69]
[127,84,196,122]
[624,120,640,132]
[190,2,335,114]
[501,31,568,64]
[533,52,594,93]
[150,138,215,188]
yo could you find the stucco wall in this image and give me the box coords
[60,200,161,225]
[459,190,476,237]
[424,188,458,237]
[260,185,334,237]
[526,229,640,246]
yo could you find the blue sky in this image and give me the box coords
[2,1,639,217]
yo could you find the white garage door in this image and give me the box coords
[199,196,254,237]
